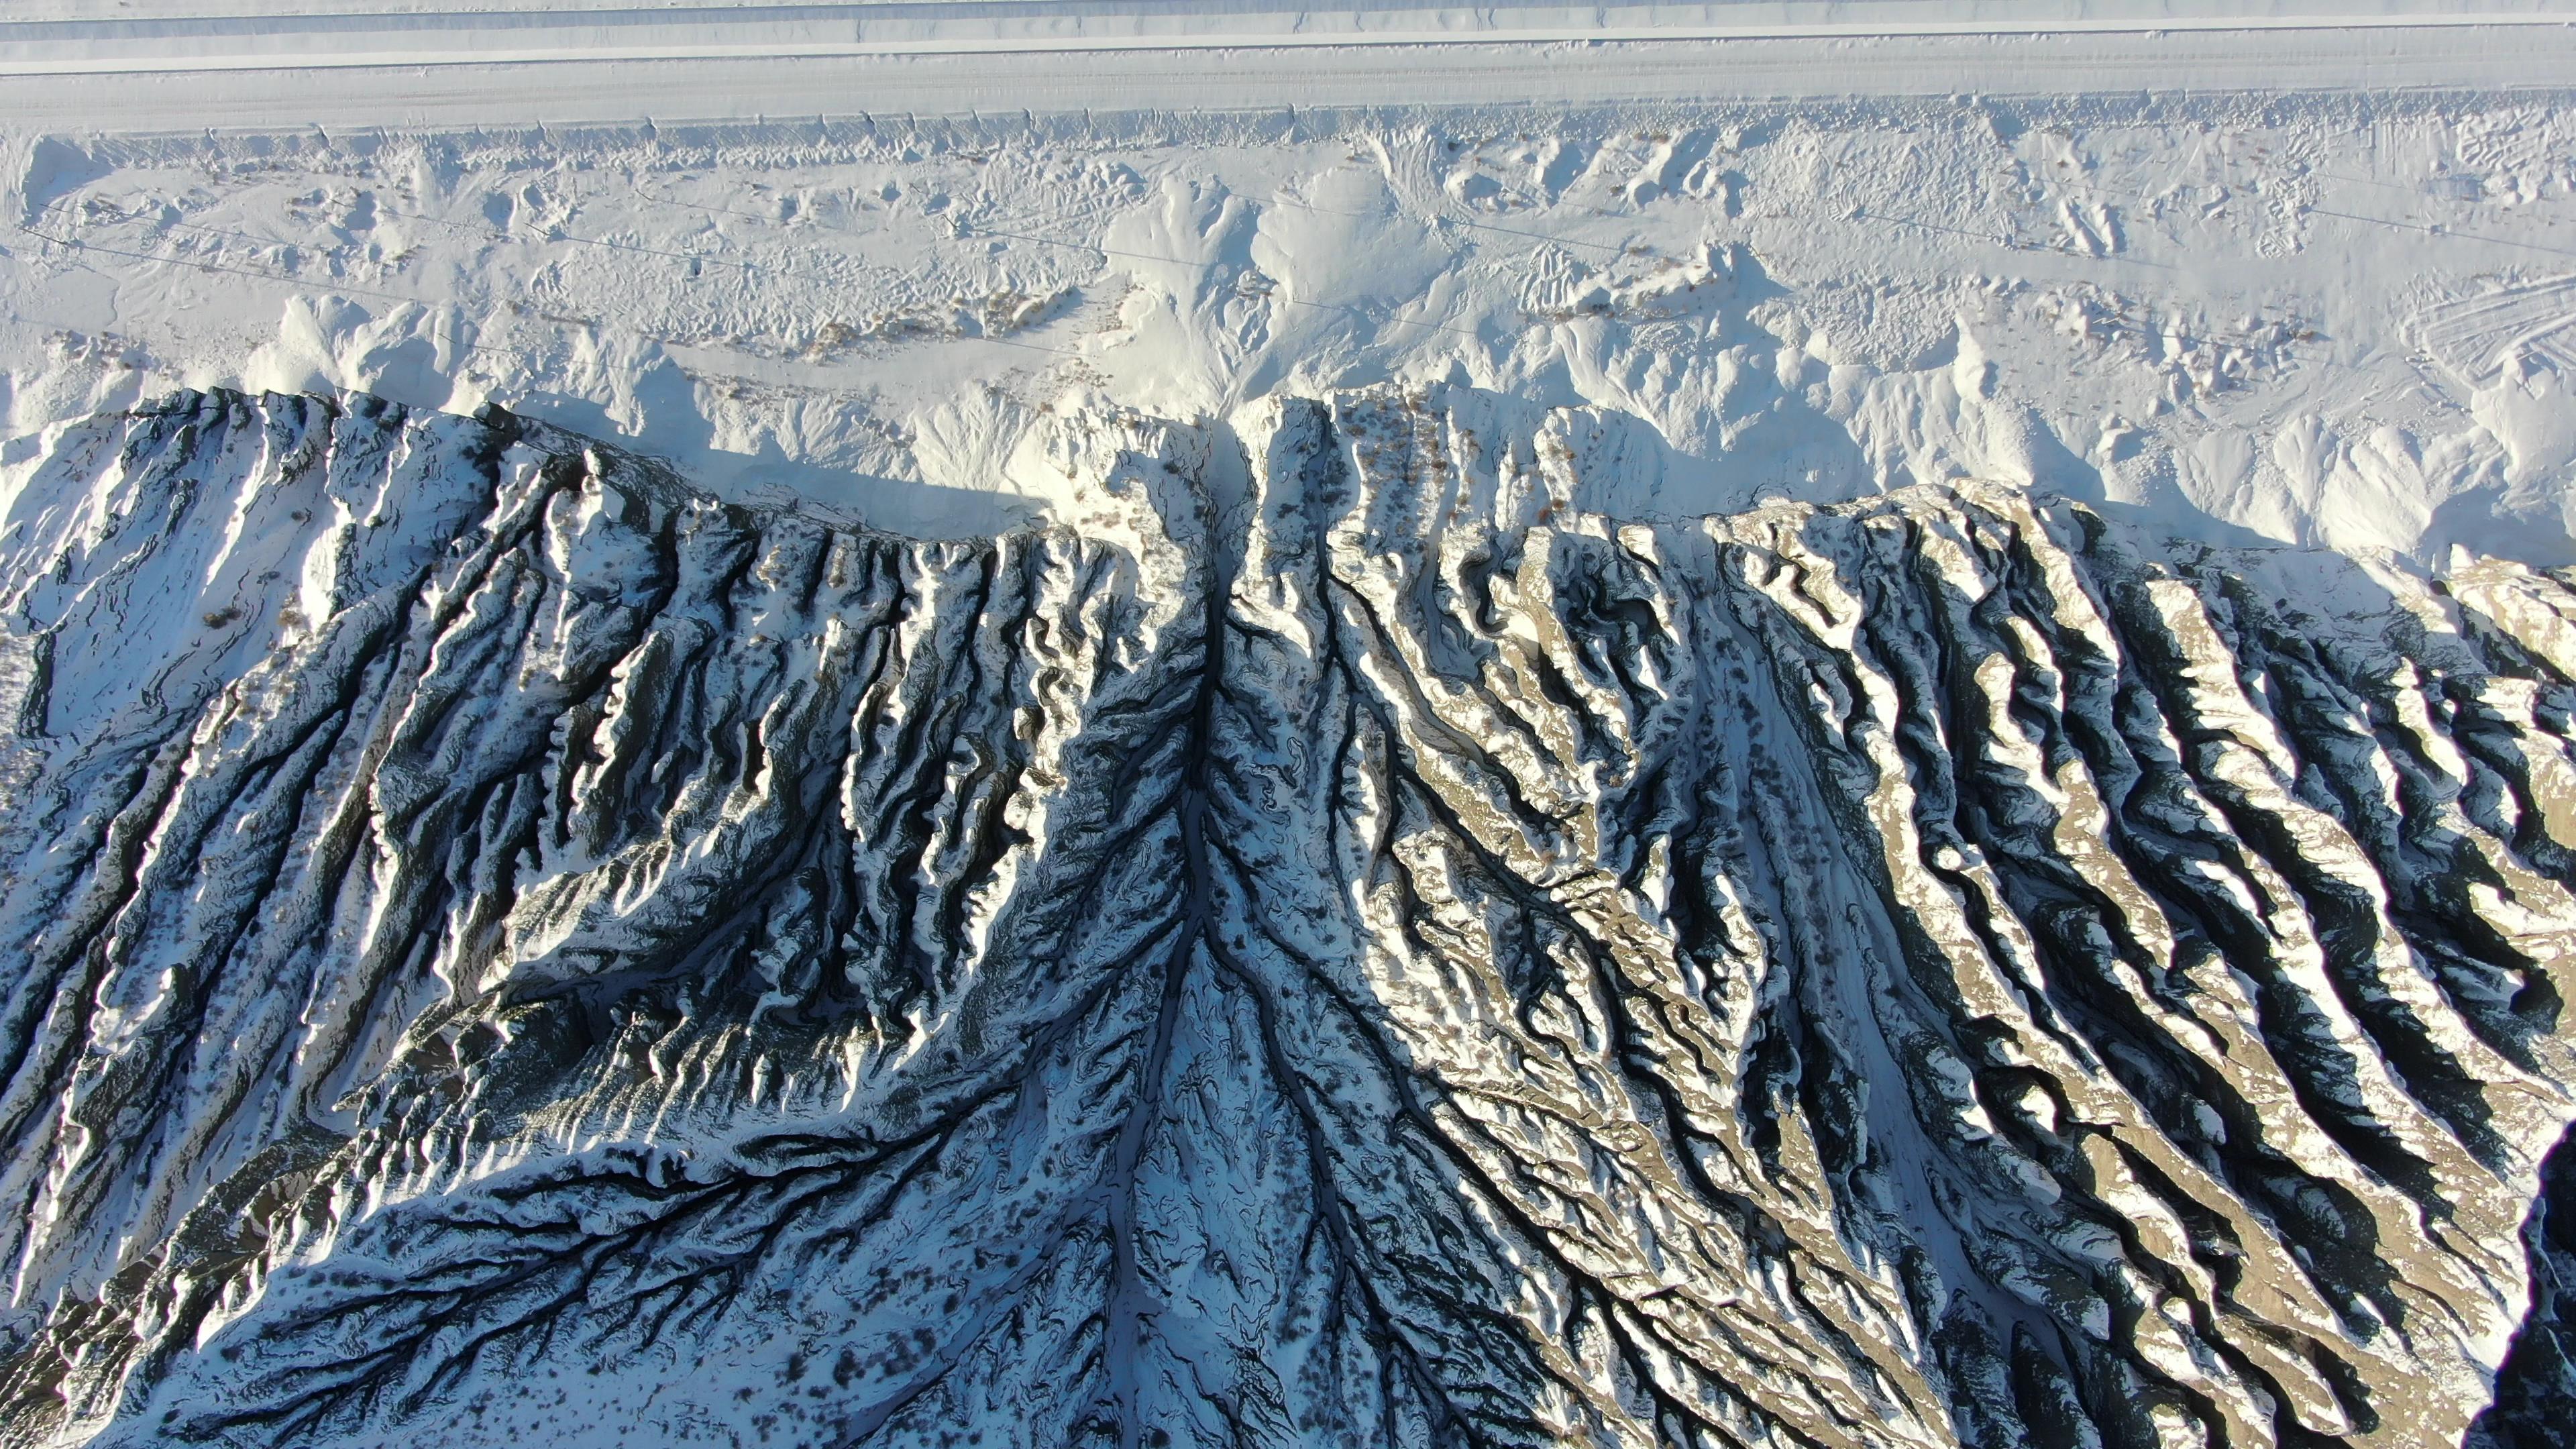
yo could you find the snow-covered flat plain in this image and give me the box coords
[10,25,2576,551]
[0,0,2566,78]
[3,8,2574,128]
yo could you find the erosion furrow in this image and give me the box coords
[0,384,2572,1448]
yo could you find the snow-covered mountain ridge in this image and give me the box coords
[1,384,2575,1446]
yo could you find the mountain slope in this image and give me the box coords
[1,386,2573,1448]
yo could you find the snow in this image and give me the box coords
[7,13,2576,1444]
[13,58,2576,558]
[2,3,2569,78]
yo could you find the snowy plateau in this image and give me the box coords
[10,7,2576,1449]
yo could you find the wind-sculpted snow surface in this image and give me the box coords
[4,386,2576,1448]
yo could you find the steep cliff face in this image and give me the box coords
[2,387,2575,1448]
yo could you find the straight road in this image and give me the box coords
[0,4,2570,129]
